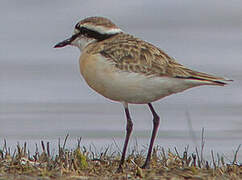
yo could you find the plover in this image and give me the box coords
[54,16,231,171]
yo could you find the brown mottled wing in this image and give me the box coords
[97,33,173,76]
[95,33,229,84]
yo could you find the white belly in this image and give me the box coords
[79,54,198,104]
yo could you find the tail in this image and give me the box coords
[177,69,233,86]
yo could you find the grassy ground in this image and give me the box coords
[0,135,241,180]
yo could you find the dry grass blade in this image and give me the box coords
[63,134,69,150]
[195,147,201,168]
[211,150,216,170]
[200,127,205,166]
[232,144,241,164]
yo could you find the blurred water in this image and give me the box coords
[0,0,241,161]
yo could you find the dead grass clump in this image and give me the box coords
[0,135,241,180]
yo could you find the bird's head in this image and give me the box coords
[54,16,122,51]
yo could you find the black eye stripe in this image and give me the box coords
[80,27,90,35]
[75,25,118,41]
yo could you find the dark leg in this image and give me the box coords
[117,104,133,172]
[142,103,160,169]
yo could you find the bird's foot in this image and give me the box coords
[141,162,150,169]
[116,165,123,173]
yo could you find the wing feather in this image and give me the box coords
[87,33,231,85]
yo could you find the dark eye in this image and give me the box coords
[80,27,88,35]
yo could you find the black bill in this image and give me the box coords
[54,34,79,48]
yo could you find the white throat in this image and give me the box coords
[71,36,96,51]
